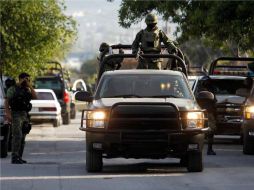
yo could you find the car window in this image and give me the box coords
[35,78,62,90]
[96,74,192,99]
[196,79,245,95]
[37,92,55,100]
[188,79,196,90]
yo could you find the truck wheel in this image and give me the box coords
[86,150,103,172]
[8,134,12,152]
[243,129,254,155]
[1,141,8,158]
[180,156,188,167]
[53,119,60,128]
[187,151,203,172]
[70,105,76,119]
[62,112,70,125]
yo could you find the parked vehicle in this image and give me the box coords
[30,89,61,127]
[0,79,10,158]
[71,79,88,112]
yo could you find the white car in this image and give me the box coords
[30,89,61,127]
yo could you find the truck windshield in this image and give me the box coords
[96,74,192,99]
[35,78,62,90]
[197,79,245,95]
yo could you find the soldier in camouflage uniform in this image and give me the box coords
[199,76,217,155]
[132,13,178,69]
[5,73,37,164]
[98,42,124,73]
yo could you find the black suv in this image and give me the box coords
[76,52,211,172]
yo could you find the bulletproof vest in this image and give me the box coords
[9,86,32,112]
[141,28,161,53]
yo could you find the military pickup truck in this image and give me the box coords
[75,52,212,172]
[236,77,254,154]
[34,61,72,124]
[192,57,254,136]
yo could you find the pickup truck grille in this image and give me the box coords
[108,103,180,131]
[216,103,243,123]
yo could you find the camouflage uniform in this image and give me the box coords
[132,14,177,69]
[207,112,217,145]
[198,77,217,155]
[98,42,124,73]
[7,86,30,159]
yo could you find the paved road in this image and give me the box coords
[1,113,254,190]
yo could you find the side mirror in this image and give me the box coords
[236,88,250,98]
[74,91,93,102]
[196,91,215,109]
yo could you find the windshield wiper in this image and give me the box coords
[148,95,179,98]
[104,94,142,98]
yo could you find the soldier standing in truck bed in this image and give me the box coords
[132,13,178,70]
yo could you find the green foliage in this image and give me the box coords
[0,0,77,78]
[80,58,99,85]
[118,0,254,52]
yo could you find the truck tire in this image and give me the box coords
[243,129,254,155]
[62,112,70,125]
[187,151,203,172]
[86,150,103,172]
[180,156,188,167]
[53,119,60,128]
[70,104,76,119]
[1,141,8,158]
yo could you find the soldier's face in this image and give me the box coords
[20,77,30,87]
[147,23,157,29]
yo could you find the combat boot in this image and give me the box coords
[207,144,216,155]
[20,158,27,163]
[11,156,23,164]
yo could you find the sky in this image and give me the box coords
[64,0,176,66]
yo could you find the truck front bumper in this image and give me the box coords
[81,127,209,159]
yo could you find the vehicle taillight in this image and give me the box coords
[213,70,220,75]
[63,91,70,103]
[39,107,57,112]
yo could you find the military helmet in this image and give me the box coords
[5,77,16,89]
[145,13,158,25]
[99,42,110,52]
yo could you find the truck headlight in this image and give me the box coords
[186,112,204,128]
[245,106,254,119]
[87,111,107,128]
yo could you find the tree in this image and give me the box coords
[118,0,254,52]
[80,58,99,85]
[0,0,77,78]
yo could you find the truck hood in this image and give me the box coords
[216,95,245,105]
[92,98,198,111]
